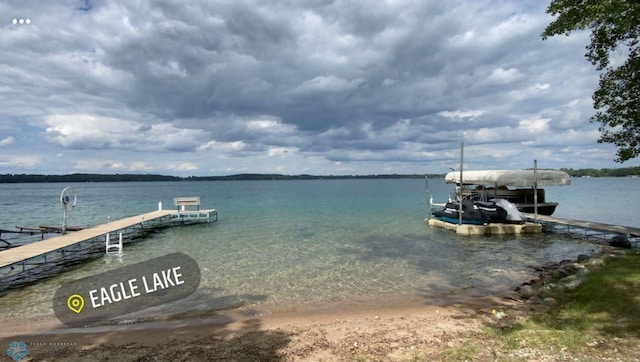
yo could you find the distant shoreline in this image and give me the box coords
[0,173,440,183]
[1,166,638,183]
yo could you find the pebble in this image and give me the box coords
[542,297,557,306]
[577,254,590,263]
[518,285,536,299]
[563,279,583,291]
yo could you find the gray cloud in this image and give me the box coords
[0,0,630,176]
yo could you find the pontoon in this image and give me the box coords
[442,169,571,216]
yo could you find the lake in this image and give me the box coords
[0,177,636,327]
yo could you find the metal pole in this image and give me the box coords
[62,203,68,235]
[534,159,538,224]
[425,176,432,219]
[458,141,464,225]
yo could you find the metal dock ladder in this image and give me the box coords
[105,233,123,255]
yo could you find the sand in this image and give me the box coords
[0,294,531,361]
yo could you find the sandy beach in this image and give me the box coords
[1,294,531,361]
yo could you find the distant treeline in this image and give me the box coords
[0,173,182,183]
[2,167,639,183]
[0,173,437,183]
[187,173,434,181]
[560,166,640,177]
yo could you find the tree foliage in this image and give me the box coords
[560,166,640,177]
[0,173,429,183]
[542,0,640,162]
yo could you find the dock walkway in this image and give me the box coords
[522,213,640,238]
[0,208,217,270]
[0,210,174,269]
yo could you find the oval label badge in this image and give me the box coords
[53,253,201,327]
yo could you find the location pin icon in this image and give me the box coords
[67,294,85,314]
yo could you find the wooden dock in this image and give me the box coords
[0,208,217,270]
[0,210,171,269]
[522,213,640,238]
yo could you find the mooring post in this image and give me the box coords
[458,141,464,226]
[534,159,538,224]
[62,202,68,235]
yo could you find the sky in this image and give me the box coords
[0,0,635,176]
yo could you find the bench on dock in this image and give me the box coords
[174,197,200,212]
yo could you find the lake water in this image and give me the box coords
[0,177,637,329]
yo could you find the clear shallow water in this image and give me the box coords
[0,177,635,327]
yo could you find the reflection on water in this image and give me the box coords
[0,178,629,328]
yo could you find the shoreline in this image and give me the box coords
[0,288,500,337]
[1,247,628,360]
[0,261,533,337]
[1,293,524,361]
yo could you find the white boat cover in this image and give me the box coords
[444,169,571,187]
[493,198,526,222]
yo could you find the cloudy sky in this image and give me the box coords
[0,0,632,176]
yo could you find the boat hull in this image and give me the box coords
[517,203,557,216]
[432,199,527,225]
[432,200,490,225]
[461,188,559,216]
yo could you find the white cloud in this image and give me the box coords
[0,155,39,169]
[44,114,139,149]
[72,159,156,172]
[199,140,246,152]
[438,110,484,119]
[0,0,620,175]
[171,162,198,171]
[0,136,14,147]
[44,114,207,152]
[129,162,153,171]
[519,118,551,133]
[268,146,297,157]
[246,119,298,135]
[508,83,552,100]
[487,67,524,84]
[291,76,365,95]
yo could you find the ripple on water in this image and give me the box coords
[0,179,608,327]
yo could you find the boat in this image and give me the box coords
[432,198,526,225]
[432,199,490,225]
[442,169,570,216]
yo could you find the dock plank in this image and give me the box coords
[523,213,640,237]
[0,210,175,269]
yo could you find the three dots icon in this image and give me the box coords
[12,18,31,25]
